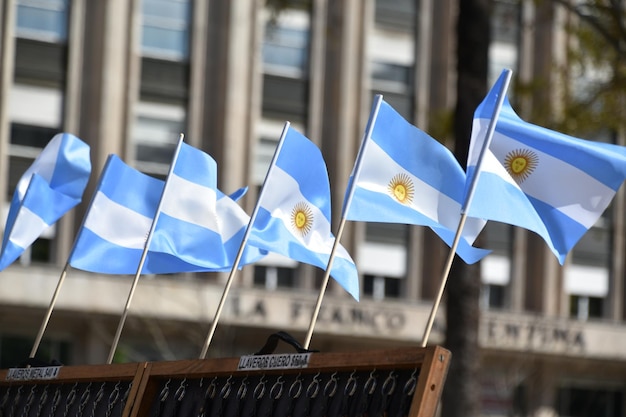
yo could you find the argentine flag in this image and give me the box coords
[69,146,263,274]
[247,126,360,300]
[0,133,91,271]
[344,98,490,264]
[465,69,626,264]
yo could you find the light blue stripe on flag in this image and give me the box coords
[69,155,162,274]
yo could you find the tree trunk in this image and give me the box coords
[441,1,490,417]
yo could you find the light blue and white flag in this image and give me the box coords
[344,98,490,264]
[0,133,91,271]
[68,154,163,273]
[70,146,263,274]
[247,127,360,300]
[465,69,626,264]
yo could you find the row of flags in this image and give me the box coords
[3,68,626,306]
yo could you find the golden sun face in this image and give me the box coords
[503,149,538,183]
[387,173,415,205]
[291,202,313,237]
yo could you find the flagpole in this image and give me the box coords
[29,153,109,360]
[29,262,70,359]
[302,220,343,349]
[420,69,512,348]
[106,134,186,364]
[199,122,291,359]
[303,95,383,350]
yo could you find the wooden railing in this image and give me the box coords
[0,345,450,417]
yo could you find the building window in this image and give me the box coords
[0,335,70,368]
[374,0,416,30]
[369,0,415,119]
[492,0,520,45]
[566,216,610,320]
[131,101,185,175]
[557,386,623,417]
[569,295,603,321]
[363,275,401,300]
[141,0,191,61]
[489,0,520,86]
[16,0,69,42]
[136,1,191,173]
[254,265,296,290]
[254,119,305,184]
[263,7,310,77]
[261,5,311,123]
[481,284,506,309]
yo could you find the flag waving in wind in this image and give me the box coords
[0,133,91,271]
[247,126,360,300]
[344,98,490,264]
[69,145,264,274]
[465,69,626,264]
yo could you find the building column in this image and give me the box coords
[526,361,559,417]
[79,0,135,172]
[611,172,626,321]
[319,0,366,296]
[203,0,258,195]
[0,0,16,203]
[187,0,210,149]
[54,0,87,264]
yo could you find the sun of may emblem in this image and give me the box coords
[388,173,414,205]
[504,148,538,183]
[291,202,313,237]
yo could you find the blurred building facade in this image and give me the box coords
[0,0,625,415]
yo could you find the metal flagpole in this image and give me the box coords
[303,95,383,349]
[29,262,70,359]
[199,122,291,359]
[106,134,186,364]
[29,156,110,360]
[420,69,512,347]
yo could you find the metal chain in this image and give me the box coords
[77,383,92,416]
[90,383,106,417]
[104,382,121,417]
[0,386,11,417]
[9,386,23,417]
[62,382,79,417]
[20,386,36,417]
[34,385,49,417]
[50,386,62,416]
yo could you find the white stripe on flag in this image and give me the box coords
[84,191,152,249]
[160,173,219,230]
[262,167,336,256]
[360,140,482,241]
[10,208,49,249]
[16,135,63,199]
[469,119,519,188]
[475,118,616,229]
[216,197,248,242]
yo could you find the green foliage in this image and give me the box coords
[542,0,625,138]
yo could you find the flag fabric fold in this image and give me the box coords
[0,133,91,270]
[69,147,264,274]
[149,142,226,271]
[465,69,626,264]
[344,99,490,264]
[216,189,268,270]
[246,127,360,300]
